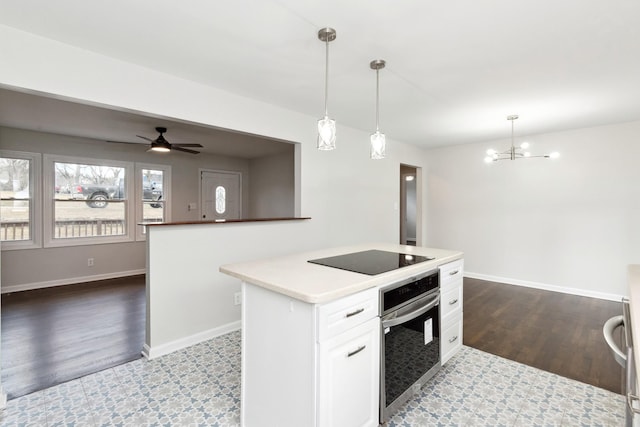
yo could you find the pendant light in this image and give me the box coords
[317,28,337,151]
[484,115,559,163]
[370,59,386,159]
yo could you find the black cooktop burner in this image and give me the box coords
[308,249,434,276]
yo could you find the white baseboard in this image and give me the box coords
[142,320,241,360]
[465,271,625,302]
[1,269,146,294]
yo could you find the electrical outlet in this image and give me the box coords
[234,292,241,305]
[87,258,94,267]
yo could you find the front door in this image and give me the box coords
[201,170,241,220]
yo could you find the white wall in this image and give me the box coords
[425,120,640,299]
[145,220,316,357]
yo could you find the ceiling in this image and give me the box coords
[0,88,293,159]
[1,0,639,149]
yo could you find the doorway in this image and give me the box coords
[400,164,420,246]
[200,170,242,220]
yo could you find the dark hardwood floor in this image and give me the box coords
[0,274,624,400]
[463,277,624,394]
[1,275,145,399]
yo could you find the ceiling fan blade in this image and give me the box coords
[172,146,200,154]
[174,143,203,148]
[107,140,146,146]
[136,135,155,142]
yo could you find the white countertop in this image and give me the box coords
[219,243,463,304]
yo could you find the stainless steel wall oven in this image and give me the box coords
[379,269,440,422]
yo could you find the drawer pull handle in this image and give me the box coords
[347,345,366,358]
[345,308,365,318]
[449,270,459,276]
[449,335,458,343]
[449,299,458,305]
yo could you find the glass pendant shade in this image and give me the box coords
[317,116,336,150]
[370,131,386,159]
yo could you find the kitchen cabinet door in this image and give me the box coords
[318,317,380,427]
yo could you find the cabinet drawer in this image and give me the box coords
[439,259,464,286]
[318,287,378,341]
[441,315,463,365]
[441,284,463,321]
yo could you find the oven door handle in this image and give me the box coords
[382,294,440,328]
[603,315,626,366]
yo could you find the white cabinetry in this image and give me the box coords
[242,283,379,427]
[318,317,379,427]
[439,259,464,364]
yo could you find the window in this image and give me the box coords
[136,163,171,239]
[43,155,134,247]
[0,150,41,250]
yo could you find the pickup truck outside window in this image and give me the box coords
[54,161,127,239]
[141,169,164,230]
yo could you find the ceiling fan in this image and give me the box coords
[108,127,203,154]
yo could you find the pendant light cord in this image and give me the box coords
[511,118,514,149]
[375,69,380,132]
[324,39,329,117]
[510,116,516,160]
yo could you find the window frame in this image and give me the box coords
[43,154,135,248]
[0,150,42,251]
[135,162,171,241]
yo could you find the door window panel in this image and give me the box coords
[215,186,226,214]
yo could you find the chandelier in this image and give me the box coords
[484,115,559,163]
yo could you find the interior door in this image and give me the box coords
[400,165,418,245]
[201,170,241,220]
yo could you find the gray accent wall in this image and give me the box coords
[248,149,295,218]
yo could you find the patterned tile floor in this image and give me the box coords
[0,330,625,426]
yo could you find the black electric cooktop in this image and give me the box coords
[308,249,434,276]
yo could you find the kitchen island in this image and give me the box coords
[220,243,463,427]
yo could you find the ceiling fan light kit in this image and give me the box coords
[484,115,559,163]
[131,126,203,155]
[148,127,171,152]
